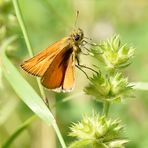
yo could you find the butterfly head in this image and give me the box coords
[71,28,84,43]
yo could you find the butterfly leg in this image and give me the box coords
[80,47,90,55]
[76,55,100,75]
[75,65,90,80]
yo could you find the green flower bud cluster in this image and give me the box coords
[84,35,134,102]
[84,73,132,102]
[69,36,135,148]
[69,113,128,148]
[92,35,135,70]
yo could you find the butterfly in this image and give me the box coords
[21,28,87,92]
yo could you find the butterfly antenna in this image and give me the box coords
[74,10,79,28]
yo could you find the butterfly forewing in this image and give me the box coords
[21,37,69,77]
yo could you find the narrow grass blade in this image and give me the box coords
[1,42,66,148]
[2,115,36,148]
[2,53,55,124]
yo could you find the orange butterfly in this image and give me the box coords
[21,28,85,91]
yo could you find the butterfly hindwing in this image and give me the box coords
[62,54,75,91]
[41,46,74,90]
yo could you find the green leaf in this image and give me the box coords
[2,52,55,124]
[1,36,66,148]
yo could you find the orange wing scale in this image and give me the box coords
[41,47,74,90]
[21,37,75,91]
[21,38,69,77]
[62,54,75,90]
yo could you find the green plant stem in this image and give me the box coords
[102,102,110,117]
[12,0,33,57]
[12,1,66,147]
[12,0,46,102]
[53,122,67,148]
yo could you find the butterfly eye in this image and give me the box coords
[74,34,80,41]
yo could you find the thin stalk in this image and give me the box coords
[102,102,110,117]
[2,115,36,148]
[12,0,33,57]
[12,1,67,147]
[12,0,46,102]
[53,122,66,148]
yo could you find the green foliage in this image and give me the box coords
[84,73,111,101]
[2,115,36,148]
[85,73,132,102]
[85,36,133,103]
[1,0,148,148]
[92,36,135,70]
[0,0,18,47]
[1,0,66,147]
[0,0,26,60]
[69,113,128,148]
[1,30,66,148]
[2,48,55,124]
[69,35,135,147]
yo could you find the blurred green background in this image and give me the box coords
[0,0,148,147]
